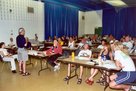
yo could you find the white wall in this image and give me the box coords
[84,10,102,34]
[0,0,44,44]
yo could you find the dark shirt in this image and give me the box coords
[25,42,31,49]
[101,51,111,60]
[16,35,26,48]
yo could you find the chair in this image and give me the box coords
[0,55,10,72]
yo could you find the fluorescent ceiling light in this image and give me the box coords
[104,0,127,7]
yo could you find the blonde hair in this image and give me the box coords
[114,42,129,55]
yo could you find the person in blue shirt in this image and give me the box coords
[16,28,30,76]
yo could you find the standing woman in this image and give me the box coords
[16,28,30,76]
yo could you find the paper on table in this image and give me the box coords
[102,61,117,69]
[75,56,90,60]
[86,61,95,65]
[28,50,38,55]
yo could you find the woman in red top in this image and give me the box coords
[44,40,62,71]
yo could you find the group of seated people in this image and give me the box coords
[46,35,136,91]
[1,34,136,91]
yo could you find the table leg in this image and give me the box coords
[27,56,34,67]
[38,59,51,76]
[98,69,109,91]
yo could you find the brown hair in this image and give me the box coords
[105,42,112,52]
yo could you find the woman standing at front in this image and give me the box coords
[16,28,30,76]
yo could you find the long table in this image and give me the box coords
[28,50,55,75]
[57,57,118,91]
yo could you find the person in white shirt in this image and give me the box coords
[0,42,17,73]
[109,42,136,91]
[122,36,133,52]
[68,37,75,48]
[64,44,92,84]
[78,38,86,48]
[97,39,107,49]
[8,37,15,48]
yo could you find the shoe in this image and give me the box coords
[22,72,30,76]
[77,78,82,84]
[19,71,23,74]
[85,79,94,85]
[64,76,70,81]
[12,70,17,73]
[54,65,60,72]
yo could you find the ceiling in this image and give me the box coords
[36,0,136,11]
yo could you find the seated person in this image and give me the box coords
[62,37,75,57]
[109,42,136,91]
[8,37,15,48]
[64,44,92,84]
[0,42,17,73]
[58,38,64,46]
[97,39,107,49]
[25,37,31,49]
[86,38,92,46]
[47,36,53,42]
[42,40,62,71]
[75,38,86,56]
[78,38,86,49]
[86,43,113,85]
[68,37,75,48]
[122,36,133,52]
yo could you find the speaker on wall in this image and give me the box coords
[82,16,85,20]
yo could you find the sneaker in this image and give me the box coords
[12,70,17,73]
[54,65,60,72]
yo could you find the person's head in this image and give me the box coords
[54,36,57,40]
[83,43,89,50]
[110,40,115,50]
[58,38,62,42]
[69,37,73,42]
[0,42,5,48]
[10,37,13,42]
[104,43,111,52]
[35,34,38,40]
[113,42,123,51]
[125,36,130,42]
[81,38,86,43]
[113,41,129,55]
[101,39,107,46]
[18,28,25,35]
[53,40,58,47]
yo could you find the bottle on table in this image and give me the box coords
[71,52,75,61]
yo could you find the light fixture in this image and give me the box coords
[104,0,127,7]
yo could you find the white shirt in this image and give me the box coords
[86,40,92,46]
[78,49,92,58]
[78,42,84,48]
[0,48,8,56]
[114,50,135,71]
[97,45,104,49]
[122,41,133,51]
[68,41,75,48]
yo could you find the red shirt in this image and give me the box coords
[46,44,62,55]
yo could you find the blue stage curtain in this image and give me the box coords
[103,7,136,40]
[44,2,78,39]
